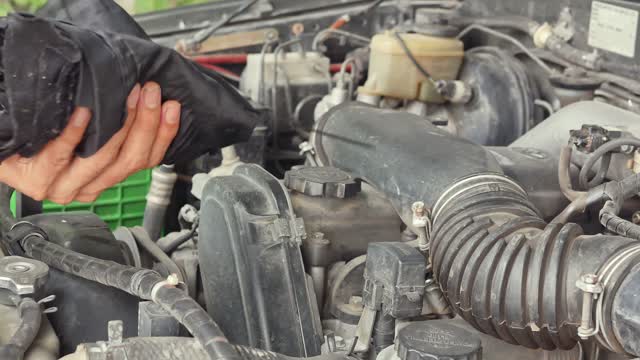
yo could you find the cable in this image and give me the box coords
[392,32,433,81]
[271,39,303,151]
[456,24,553,74]
[311,29,370,51]
[579,138,640,190]
[180,0,260,52]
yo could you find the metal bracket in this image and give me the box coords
[576,273,603,340]
[411,201,432,252]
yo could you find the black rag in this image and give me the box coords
[0,6,264,163]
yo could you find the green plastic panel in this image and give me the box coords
[10,169,151,230]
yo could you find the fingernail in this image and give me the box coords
[164,103,181,124]
[127,84,141,108]
[143,83,161,109]
[72,108,91,128]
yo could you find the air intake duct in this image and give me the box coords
[313,103,640,355]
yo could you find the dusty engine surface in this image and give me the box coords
[5,1,640,360]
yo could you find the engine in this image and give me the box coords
[4,1,640,360]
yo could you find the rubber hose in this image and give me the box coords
[314,104,640,355]
[0,298,43,360]
[429,173,640,353]
[157,221,198,254]
[18,233,239,360]
[60,337,352,360]
[450,15,539,35]
[558,146,585,201]
[578,138,640,190]
[129,226,185,283]
[372,313,395,354]
[0,184,17,237]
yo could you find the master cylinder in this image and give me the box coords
[358,32,464,102]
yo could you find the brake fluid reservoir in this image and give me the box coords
[359,32,464,102]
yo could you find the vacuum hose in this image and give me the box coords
[60,337,351,360]
[313,103,640,355]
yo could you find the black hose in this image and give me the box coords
[18,232,239,360]
[545,34,600,71]
[66,337,351,360]
[0,298,43,360]
[449,15,539,35]
[558,146,585,201]
[579,138,640,190]
[157,219,198,254]
[129,226,185,283]
[0,183,17,235]
[372,312,395,354]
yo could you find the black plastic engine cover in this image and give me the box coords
[199,164,323,357]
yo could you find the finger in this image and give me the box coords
[148,101,180,167]
[39,107,91,170]
[46,84,141,203]
[72,82,164,200]
[119,82,163,171]
[0,108,92,201]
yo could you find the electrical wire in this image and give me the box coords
[183,0,260,52]
[392,32,433,80]
[311,29,371,51]
[456,24,553,74]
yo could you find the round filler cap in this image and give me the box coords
[396,321,482,360]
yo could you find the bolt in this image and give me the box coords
[6,263,32,273]
[582,274,598,284]
[412,201,425,217]
[349,296,363,306]
[633,212,640,225]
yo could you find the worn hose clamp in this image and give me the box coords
[432,173,526,224]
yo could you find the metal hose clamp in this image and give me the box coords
[590,243,640,353]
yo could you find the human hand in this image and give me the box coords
[0,82,181,204]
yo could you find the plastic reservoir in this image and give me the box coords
[359,32,464,101]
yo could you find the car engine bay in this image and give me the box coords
[4,0,640,359]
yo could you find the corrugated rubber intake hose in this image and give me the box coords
[313,103,640,356]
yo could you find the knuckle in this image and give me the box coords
[78,193,99,203]
[123,156,146,172]
[51,154,73,168]
[147,157,161,169]
[29,188,48,201]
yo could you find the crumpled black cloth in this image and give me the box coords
[0,11,264,163]
[37,0,149,39]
